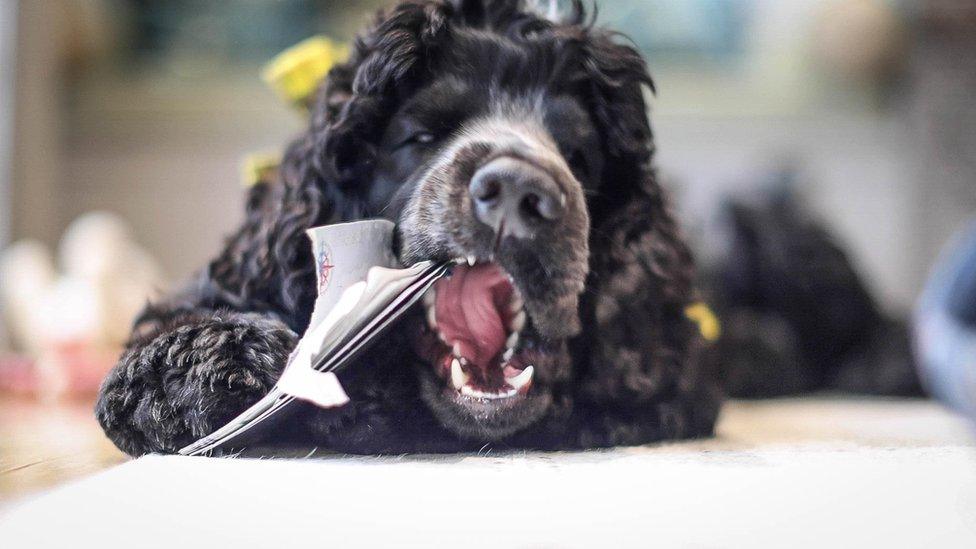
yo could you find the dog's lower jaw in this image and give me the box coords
[404,259,579,441]
[415,350,562,441]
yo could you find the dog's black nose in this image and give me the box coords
[469,157,566,239]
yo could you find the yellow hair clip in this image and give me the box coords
[241,151,283,188]
[684,302,721,343]
[263,36,350,112]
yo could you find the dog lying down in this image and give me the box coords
[95,0,722,456]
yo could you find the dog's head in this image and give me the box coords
[281,0,660,441]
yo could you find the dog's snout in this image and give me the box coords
[469,157,566,239]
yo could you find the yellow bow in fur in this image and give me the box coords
[262,36,349,113]
[685,302,721,342]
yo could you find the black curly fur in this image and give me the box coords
[708,192,923,398]
[96,307,297,455]
[96,0,721,456]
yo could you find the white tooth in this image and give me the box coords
[510,311,526,333]
[422,287,435,307]
[461,386,518,400]
[452,342,463,358]
[426,304,437,329]
[455,257,467,265]
[466,255,477,266]
[509,294,523,314]
[451,358,469,390]
[506,331,519,350]
[502,348,515,362]
[506,365,534,391]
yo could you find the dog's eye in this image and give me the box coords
[405,132,436,146]
[568,150,589,174]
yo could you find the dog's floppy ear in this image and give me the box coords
[212,2,455,322]
[582,30,656,179]
[305,1,451,193]
[582,29,696,328]
[574,29,707,420]
[217,2,451,322]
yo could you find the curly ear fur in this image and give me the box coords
[204,1,461,331]
[570,28,719,442]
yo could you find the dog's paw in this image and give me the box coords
[96,312,297,455]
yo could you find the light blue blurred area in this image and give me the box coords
[916,219,976,422]
[599,0,749,61]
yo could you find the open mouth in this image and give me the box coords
[414,258,536,401]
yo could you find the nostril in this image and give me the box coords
[471,177,502,205]
[520,191,564,222]
[520,193,543,220]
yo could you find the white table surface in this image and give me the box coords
[2,397,974,548]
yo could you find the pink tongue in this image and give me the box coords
[434,264,514,368]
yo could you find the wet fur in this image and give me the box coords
[96,0,721,456]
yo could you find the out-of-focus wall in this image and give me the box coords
[658,113,919,314]
[62,74,300,278]
[9,1,65,248]
[0,0,15,249]
[4,0,972,315]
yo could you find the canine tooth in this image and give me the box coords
[452,342,463,358]
[426,304,437,329]
[451,358,469,390]
[506,365,534,391]
[502,348,515,362]
[505,331,519,350]
[466,255,477,266]
[510,311,526,332]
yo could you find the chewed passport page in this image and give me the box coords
[178,220,450,456]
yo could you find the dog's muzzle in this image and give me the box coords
[397,114,590,436]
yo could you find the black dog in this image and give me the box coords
[707,190,923,398]
[96,0,721,456]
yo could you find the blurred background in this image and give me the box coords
[1,0,974,499]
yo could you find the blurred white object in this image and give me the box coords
[0,240,57,353]
[0,211,166,397]
[57,211,166,346]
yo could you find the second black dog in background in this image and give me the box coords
[705,188,923,398]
